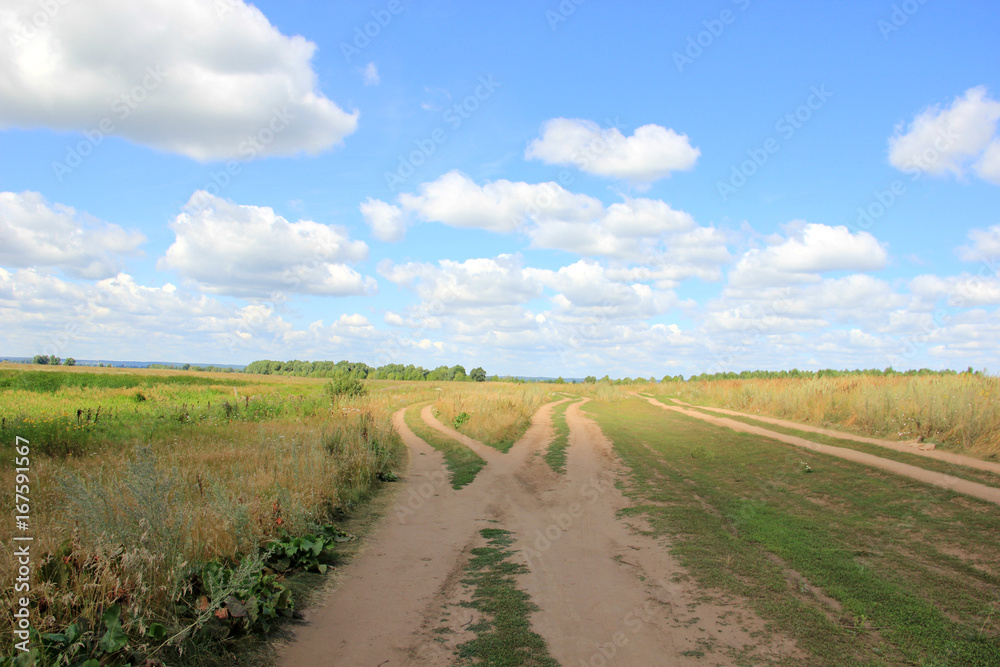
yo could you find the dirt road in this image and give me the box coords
[279,399,795,666]
[639,395,1000,506]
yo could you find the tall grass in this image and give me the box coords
[658,374,1000,459]
[431,381,550,452]
[0,368,436,664]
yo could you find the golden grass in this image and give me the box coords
[655,374,1000,459]
[430,381,551,451]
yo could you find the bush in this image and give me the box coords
[325,375,367,399]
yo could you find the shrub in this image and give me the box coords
[325,375,367,399]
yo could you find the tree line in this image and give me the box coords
[241,359,489,382]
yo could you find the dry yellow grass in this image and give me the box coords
[656,373,1000,459]
[430,381,550,451]
[0,368,438,660]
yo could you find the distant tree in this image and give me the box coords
[48,354,60,365]
[553,376,566,384]
[470,367,487,382]
[584,376,597,384]
[599,375,611,383]
[32,354,48,365]
[64,358,76,366]
[182,363,191,371]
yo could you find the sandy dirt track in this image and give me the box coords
[668,397,1000,475]
[639,395,1000,506]
[279,399,796,666]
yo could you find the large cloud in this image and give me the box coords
[159,192,375,298]
[0,0,358,161]
[888,86,1000,182]
[525,118,700,183]
[728,222,887,287]
[0,191,145,278]
[377,171,730,277]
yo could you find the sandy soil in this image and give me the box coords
[639,395,1000,507]
[278,399,799,666]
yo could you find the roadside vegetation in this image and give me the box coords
[587,396,1000,666]
[0,364,436,666]
[543,398,579,474]
[453,528,558,666]
[404,402,486,489]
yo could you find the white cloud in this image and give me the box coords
[888,86,1000,181]
[0,191,145,278]
[361,62,380,86]
[976,140,1000,184]
[0,0,358,161]
[526,118,700,183]
[387,171,731,276]
[533,260,677,318]
[958,224,1000,264]
[729,222,887,287]
[359,198,408,242]
[397,170,601,233]
[909,273,1000,307]
[379,254,543,307]
[159,192,375,298]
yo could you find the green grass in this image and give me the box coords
[658,395,1000,490]
[455,528,558,666]
[587,397,1000,667]
[543,398,578,473]
[405,402,486,489]
[0,368,247,392]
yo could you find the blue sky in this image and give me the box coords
[2,0,1000,377]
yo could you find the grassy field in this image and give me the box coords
[656,374,1000,460]
[404,402,486,489]
[5,364,1000,665]
[586,396,1000,666]
[0,365,438,666]
[431,382,550,452]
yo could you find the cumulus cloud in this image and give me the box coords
[0,0,358,161]
[378,254,543,307]
[958,224,1000,264]
[360,198,408,242]
[729,222,887,287]
[159,192,375,298]
[384,171,729,276]
[0,191,145,278]
[525,118,700,183]
[397,170,601,233]
[888,86,1000,181]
